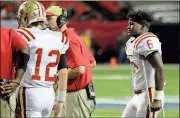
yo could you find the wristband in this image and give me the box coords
[154,90,164,100]
[58,90,66,102]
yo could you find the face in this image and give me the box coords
[17,18,22,28]
[46,15,58,31]
[17,17,27,28]
[127,19,143,37]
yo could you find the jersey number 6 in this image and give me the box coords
[32,48,60,82]
[147,40,153,49]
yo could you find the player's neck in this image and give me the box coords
[29,22,45,30]
[133,34,139,38]
[134,31,149,38]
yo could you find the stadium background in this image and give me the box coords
[1,1,179,117]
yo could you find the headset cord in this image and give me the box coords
[6,97,17,117]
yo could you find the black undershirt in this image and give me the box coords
[146,51,158,60]
[57,54,67,70]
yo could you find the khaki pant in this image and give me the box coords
[0,92,16,118]
[60,89,95,118]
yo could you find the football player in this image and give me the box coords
[122,10,165,117]
[15,1,69,118]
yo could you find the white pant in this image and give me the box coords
[16,87,55,118]
[122,89,165,118]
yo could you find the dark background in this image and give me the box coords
[149,24,179,63]
[94,24,179,63]
[1,1,179,63]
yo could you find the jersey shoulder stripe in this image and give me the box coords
[17,28,35,41]
[134,33,158,49]
[134,32,153,45]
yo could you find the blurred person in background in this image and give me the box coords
[46,6,96,118]
[15,1,69,118]
[118,1,133,18]
[116,31,129,63]
[78,10,101,23]
[80,29,92,50]
[0,27,29,117]
[1,1,22,20]
[122,10,165,117]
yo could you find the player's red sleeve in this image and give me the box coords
[66,41,85,68]
[10,28,27,52]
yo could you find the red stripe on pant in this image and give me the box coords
[23,88,27,118]
[15,88,27,118]
[146,88,155,118]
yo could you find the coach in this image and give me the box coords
[46,6,96,117]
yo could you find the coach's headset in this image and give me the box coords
[56,8,68,28]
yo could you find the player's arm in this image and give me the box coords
[54,54,68,116]
[57,54,68,94]
[137,37,165,101]
[147,52,165,91]
[53,54,67,92]
[14,47,30,84]
[67,41,85,79]
[11,29,30,83]
[146,51,165,112]
[142,38,165,92]
[11,29,30,84]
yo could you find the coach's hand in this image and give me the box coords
[54,101,64,118]
[1,82,19,98]
[151,99,162,112]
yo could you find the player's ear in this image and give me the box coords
[141,24,145,30]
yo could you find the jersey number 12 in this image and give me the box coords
[32,48,60,82]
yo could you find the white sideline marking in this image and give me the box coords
[93,75,130,80]
[96,96,179,104]
[93,64,178,70]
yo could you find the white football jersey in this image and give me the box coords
[125,32,162,90]
[17,27,69,88]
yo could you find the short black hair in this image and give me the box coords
[127,10,152,25]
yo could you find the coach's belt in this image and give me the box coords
[67,88,85,93]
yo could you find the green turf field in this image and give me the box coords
[93,64,179,97]
[51,64,179,117]
[91,64,179,117]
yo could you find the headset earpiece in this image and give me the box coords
[56,8,68,28]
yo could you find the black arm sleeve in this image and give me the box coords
[16,51,30,71]
[146,51,158,60]
[57,54,67,70]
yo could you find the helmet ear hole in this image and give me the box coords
[24,16,27,21]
